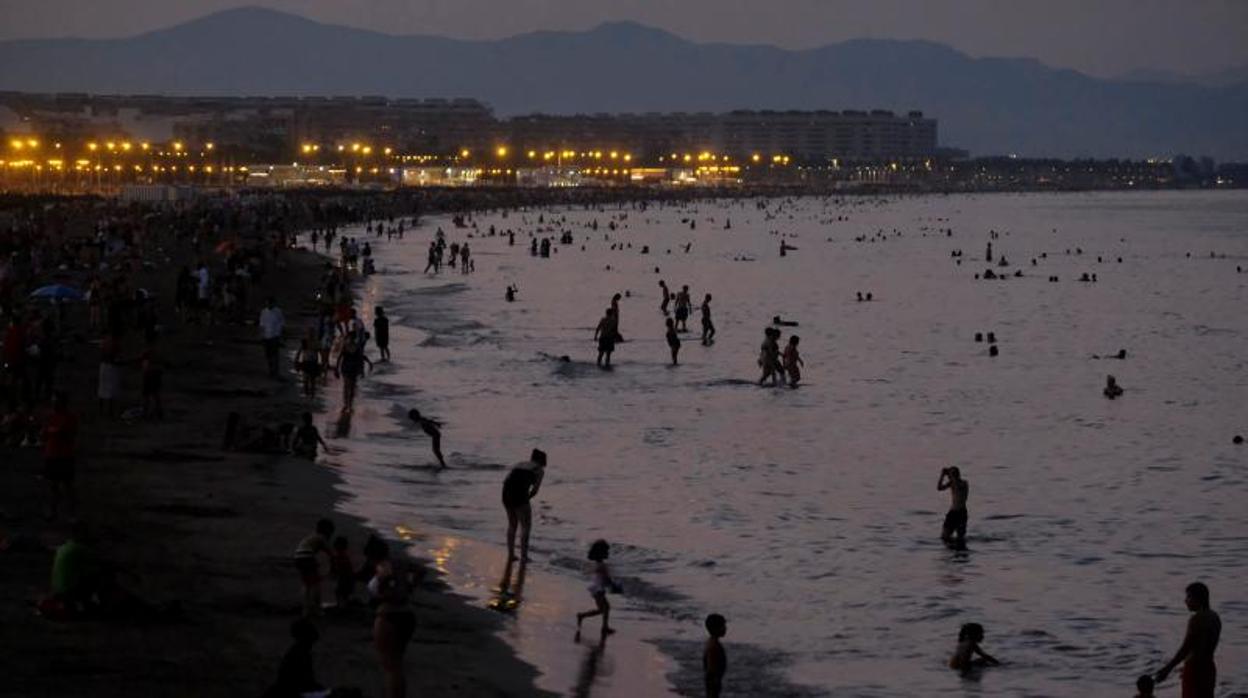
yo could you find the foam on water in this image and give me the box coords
[326,191,1247,696]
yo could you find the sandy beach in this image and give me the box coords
[1,211,548,697]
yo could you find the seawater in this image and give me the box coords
[324,190,1247,696]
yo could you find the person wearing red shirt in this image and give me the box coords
[42,391,79,520]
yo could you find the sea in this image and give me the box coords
[316,190,1246,697]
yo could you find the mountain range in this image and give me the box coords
[1,7,1246,159]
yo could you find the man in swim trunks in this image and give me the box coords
[938,466,969,547]
[1155,582,1221,698]
[502,449,546,562]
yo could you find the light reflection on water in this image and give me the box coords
[325,191,1247,696]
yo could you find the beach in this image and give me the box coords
[0,207,547,697]
[326,189,1246,696]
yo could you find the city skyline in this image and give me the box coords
[1,0,1247,80]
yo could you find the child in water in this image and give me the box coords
[407,409,447,468]
[949,622,1000,675]
[1103,375,1124,399]
[575,539,622,637]
[782,335,803,387]
[666,317,681,365]
[703,613,728,698]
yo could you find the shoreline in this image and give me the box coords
[2,212,548,696]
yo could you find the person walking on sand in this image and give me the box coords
[1155,582,1221,698]
[334,339,373,409]
[575,539,623,638]
[502,449,546,562]
[704,614,728,698]
[700,294,716,345]
[938,466,969,548]
[259,297,285,379]
[373,306,390,363]
[406,408,447,468]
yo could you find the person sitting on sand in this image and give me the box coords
[290,412,328,459]
[1154,582,1221,698]
[293,519,335,617]
[49,520,95,614]
[502,449,546,562]
[949,622,1000,675]
[1104,375,1124,399]
[782,336,804,388]
[704,614,728,698]
[407,409,447,468]
[938,466,970,548]
[575,539,623,638]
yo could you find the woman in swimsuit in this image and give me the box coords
[502,449,547,562]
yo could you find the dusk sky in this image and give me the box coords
[1,0,1246,79]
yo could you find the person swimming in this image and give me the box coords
[1104,375,1124,399]
[949,622,1000,675]
[772,316,799,327]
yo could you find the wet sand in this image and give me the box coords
[1,241,547,696]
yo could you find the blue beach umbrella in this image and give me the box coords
[29,284,85,301]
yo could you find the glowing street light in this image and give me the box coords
[205,142,214,150]
[460,149,470,158]
[87,142,98,152]
[172,142,184,152]
[496,146,508,158]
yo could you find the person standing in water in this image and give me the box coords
[938,466,970,548]
[665,317,681,365]
[373,307,390,363]
[782,335,803,388]
[674,285,692,332]
[700,294,716,346]
[594,308,618,368]
[502,449,547,562]
[406,408,446,468]
[659,280,672,315]
[758,328,782,386]
[1155,582,1221,698]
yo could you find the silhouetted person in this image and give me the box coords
[949,622,1000,675]
[407,409,446,468]
[502,449,546,562]
[938,466,969,548]
[704,614,728,698]
[1155,582,1221,697]
[1104,375,1123,399]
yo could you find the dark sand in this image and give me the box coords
[1,241,549,696]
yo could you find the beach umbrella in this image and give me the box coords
[29,284,84,301]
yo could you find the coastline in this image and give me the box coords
[2,226,547,696]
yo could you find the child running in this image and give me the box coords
[575,539,623,638]
[407,408,447,468]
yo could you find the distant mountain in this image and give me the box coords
[2,7,1246,159]
[1119,65,1248,88]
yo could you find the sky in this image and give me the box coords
[1,0,1246,78]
